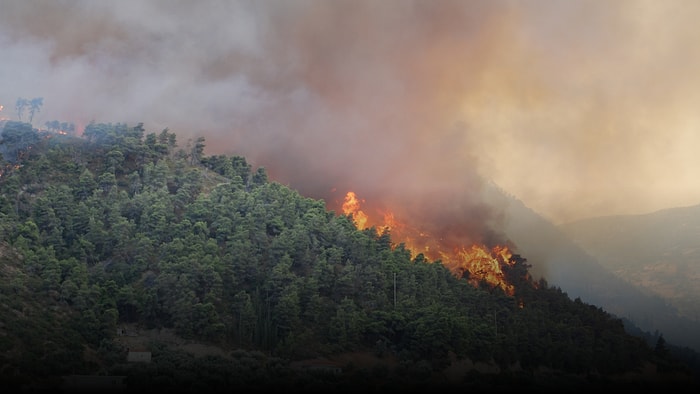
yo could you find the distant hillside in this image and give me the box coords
[484,184,700,353]
[559,205,700,329]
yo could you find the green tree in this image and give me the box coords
[251,167,268,186]
[0,121,41,162]
[654,333,668,358]
[233,291,257,347]
[189,136,206,165]
[105,149,125,174]
[14,98,28,121]
[75,169,97,201]
[329,297,365,350]
[28,97,44,124]
[192,302,224,341]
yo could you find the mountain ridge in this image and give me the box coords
[558,203,700,327]
[486,184,700,352]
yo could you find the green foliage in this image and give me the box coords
[0,120,696,391]
[0,121,42,162]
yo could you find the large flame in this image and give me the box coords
[337,191,518,296]
[449,244,515,296]
[342,191,369,230]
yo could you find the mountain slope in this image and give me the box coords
[559,205,700,332]
[484,184,700,352]
[1,121,698,391]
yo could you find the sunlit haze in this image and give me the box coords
[2,0,700,226]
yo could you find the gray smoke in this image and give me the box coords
[2,0,700,228]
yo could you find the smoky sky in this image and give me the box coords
[2,0,700,227]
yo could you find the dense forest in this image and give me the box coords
[0,120,697,392]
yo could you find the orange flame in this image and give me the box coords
[337,191,517,296]
[448,244,515,296]
[342,191,369,230]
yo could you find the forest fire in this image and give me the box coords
[339,191,519,296]
[341,192,369,230]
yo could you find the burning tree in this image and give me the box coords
[44,120,76,135]
[338,190,535,297]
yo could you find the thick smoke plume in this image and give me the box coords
[2,0,700,232]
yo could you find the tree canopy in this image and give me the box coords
[0,121,696,392]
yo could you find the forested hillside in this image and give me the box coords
[0,121,696,392]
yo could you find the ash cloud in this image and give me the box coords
[2,0,700,235]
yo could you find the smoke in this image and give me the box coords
[2,0,700,233]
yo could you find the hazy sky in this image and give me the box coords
[2,0,700,227]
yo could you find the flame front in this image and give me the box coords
[337,191,517,296]
[449,244,515,296]
[342,191,369,230]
